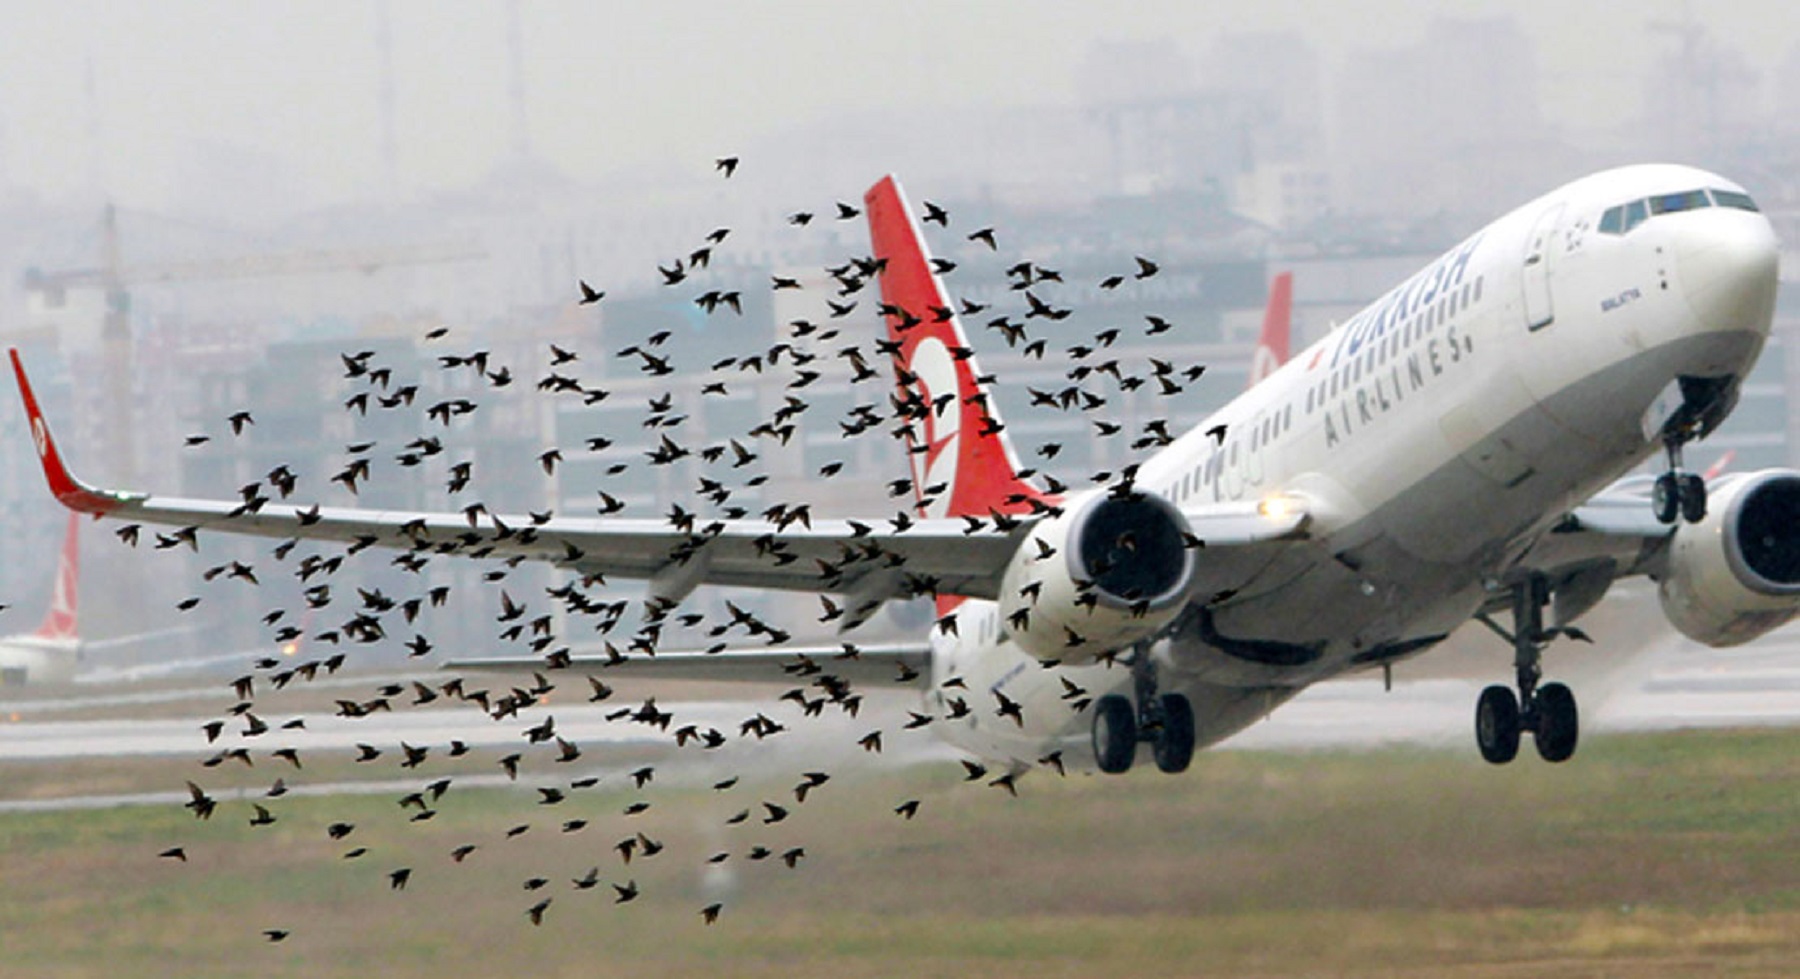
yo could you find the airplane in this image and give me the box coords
[8,162,1789,777]
[0,513,83,685]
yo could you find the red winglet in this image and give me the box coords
[9,349,123,515]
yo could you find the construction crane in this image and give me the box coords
[21,202,486,482]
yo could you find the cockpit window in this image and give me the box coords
[1597,189,1745,235]
[1711,188,1760,212]
[1649,189,1710,215]
[1623,199,1648,232]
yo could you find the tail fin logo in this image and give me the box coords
[902,337,961,518]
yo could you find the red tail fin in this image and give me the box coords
[1246,271,1293,389]
[33,513,79,641]
[864,175,1045,522]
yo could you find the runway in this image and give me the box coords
[4,627,1799,814]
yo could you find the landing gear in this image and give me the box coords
[1089,646,1196,774]
[1092,695,1136,774]
[1151,693,1195,773]
[1653,435,1707,525]
[1473,576,1581,765]
[1475,685,1520,764]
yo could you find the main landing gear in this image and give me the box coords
[1092,644,1195,775]
[1651,431,1707,525]
[1474,576,1579,765]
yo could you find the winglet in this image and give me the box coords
[9,349,129,515]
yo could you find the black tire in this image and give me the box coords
[1652,472,1680,525]
[1476,685,1521,765]
[1678,473,1707,524]
[1151,694,1196,774]
[1534,682,1579,763]
[1092,695,1137,774]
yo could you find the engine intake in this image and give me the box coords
[999,488,1196,663]
[1659,470,1800,646]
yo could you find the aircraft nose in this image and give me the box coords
[1678,212,1780,337]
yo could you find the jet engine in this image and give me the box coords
[998,488,1196,663]
[1659,470,1800,646]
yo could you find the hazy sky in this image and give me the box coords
[0,0,1792,211]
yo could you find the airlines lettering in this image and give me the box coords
[1324,326,1467,448]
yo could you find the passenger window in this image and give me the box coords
[1711,188,1760,212]
[1598,206,1624,234]
[1473,276,1484,302]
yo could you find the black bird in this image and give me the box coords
[1206,424,1228,445]
[835,201,860,220]
[921,200,949,225]
[578,280,604,305]
[967,227,997,249]
[715,156,738,177]
[227,411,254,435]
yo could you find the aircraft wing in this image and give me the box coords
[11,351,1310,622]
[1562,474,1674,538]
[12,349,1022,608]
[445,640,934,688]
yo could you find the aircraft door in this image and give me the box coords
[1522,204,1563,330]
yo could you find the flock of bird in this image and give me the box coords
[123,154,1223,945]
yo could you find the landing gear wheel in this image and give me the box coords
[1678,473,1707,524]
[1533,682,1579,763]
[1092,695,1137,774]
[1476,685,1521,765]
[1652,472,1681,525]
[1151,694,1195,774]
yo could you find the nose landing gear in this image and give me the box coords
[1474,576,1580,765]
[1652,433,1707,525]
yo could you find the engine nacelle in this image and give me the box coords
[999,488,1196,664]
[1659,470,1800,646]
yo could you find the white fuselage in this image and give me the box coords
[929,164,1780,767]
[0,636,81,685]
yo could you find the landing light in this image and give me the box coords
[1259,494,1299,521]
